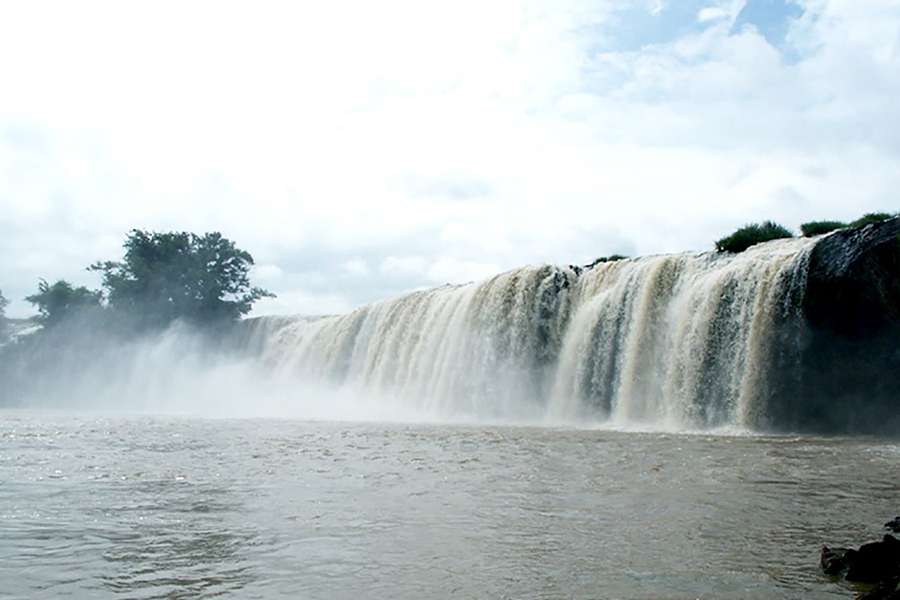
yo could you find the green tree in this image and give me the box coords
[90,229,273,329]
[25,280,103,327]
[715,221,794,253]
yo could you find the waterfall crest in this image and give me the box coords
[255,238,820,429]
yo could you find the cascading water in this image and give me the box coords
[549,238,815,429]
[262,265,577,420]
[253,237,819,429]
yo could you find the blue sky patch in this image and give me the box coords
[732,0,804,48]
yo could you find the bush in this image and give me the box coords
[715,221,794,253]
[800,220,846,237]
[586,255,629,268]
[849,212,895,229]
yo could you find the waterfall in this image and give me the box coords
[549,238,814,429]
[254,237,819,429]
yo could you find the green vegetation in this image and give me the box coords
[0,229,273,406]
[587,255,629,268]
[719,211,896,250]
[715,221,794,253]
[849,212,894,228]
[89,230,274,331]
[800,220,847,237]
[26,279,103,327]
[9,229,272,336]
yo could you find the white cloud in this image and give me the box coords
[1,0,899,317]
[698,6,729,22]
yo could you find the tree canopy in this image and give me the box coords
[25,279,103,327]
[89,230,273,330]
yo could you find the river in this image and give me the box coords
[1,411,896,599]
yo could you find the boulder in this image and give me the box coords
[822,545,858,576]
[845,535,900,583]
[821,534,900,587]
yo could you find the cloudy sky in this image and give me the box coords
[1,0,898,317]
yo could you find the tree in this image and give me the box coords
[25,279,103,327]
[715,221,794,253]
[90,229,273,330]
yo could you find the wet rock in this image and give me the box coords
[785,216,900,434]
[822,534,900,587]
[822,545,858,576]
[845,535,900,583]
[857,576,900,600]
[886,518,900,534]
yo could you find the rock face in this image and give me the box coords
[771,217,900,434]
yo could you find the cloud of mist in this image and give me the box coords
[0,316,448,423]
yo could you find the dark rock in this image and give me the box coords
[886,518,900,534]
[804,216,900,339]
[857,576,900,600]
[822,545,858,576]
[771,216,900,434]
[821,535,900,587]
[846,535,900,583]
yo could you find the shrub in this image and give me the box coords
[800,220,846,237]
[715,221,794,253]
[849,212,895,229]
[586,255,629,268]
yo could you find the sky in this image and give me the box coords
[1,0,898,318]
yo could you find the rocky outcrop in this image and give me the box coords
[820,535,900,583]
[804,216,900,339]
[770,217,900,434]
[821,520,900,599]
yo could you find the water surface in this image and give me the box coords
[1,412,896,599]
